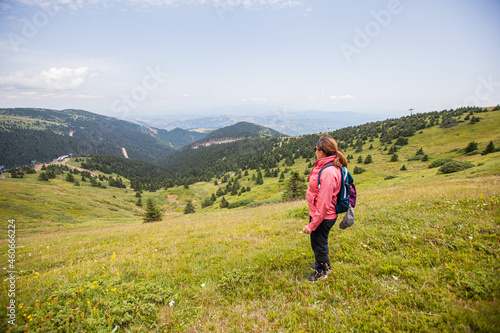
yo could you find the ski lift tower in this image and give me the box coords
[409,108,414,116]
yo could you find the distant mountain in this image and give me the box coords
[191,121,286,148]
[0,108,206,167]
[127,110,387,136]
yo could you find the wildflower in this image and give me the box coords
[201,283,206,288]
[392,276,399,280]
[169,300,175,307]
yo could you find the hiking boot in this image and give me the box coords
[310,263,332,273]
[304,270,328,282]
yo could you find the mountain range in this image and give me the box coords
[127,108,388,136]
[0,108,287,168]
[0,108,205,167]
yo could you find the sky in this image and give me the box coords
[0,0,499,120]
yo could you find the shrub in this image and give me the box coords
[438,161,474,174]
[228,199,254,209]
[353,166,365,174]
[364,155,373,164]
[384,175,397,180]
[428,158,453,168]
[400,165,407,171]
[390,154,399,162]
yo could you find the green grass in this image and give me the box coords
[0,109,499,332]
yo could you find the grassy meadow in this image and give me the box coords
[0,109,499,332]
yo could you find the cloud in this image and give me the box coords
[0,67,96,91]
[5,91,100,100]
[241,97,268,102]
[10,0,306,10]
[329,94,354,100]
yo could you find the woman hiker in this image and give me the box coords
[302,135,348,282]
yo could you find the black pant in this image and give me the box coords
[310,216,336,272]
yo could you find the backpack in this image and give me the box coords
[318,162,357,214]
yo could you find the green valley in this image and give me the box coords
[0,107,499,332]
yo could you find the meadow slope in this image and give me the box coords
[0,109,499,332]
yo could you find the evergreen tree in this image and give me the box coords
[357,156,363,163]
[465,141,478,154]
[136,198,143,207]
[255,171,264,185]
[364,155,373,164]
[65,172,75,182]
[282,172,307,201]
[38,172,49,181]
[220,197,229,208]
[201,198,213,208]
[211,193,217,202]
[390,154,399,162]
[184,200,195,214]
[422,155,429,162]
[482,141,495,155]
[400,165,407,171]
[416,148,424,156]
[143,199,162,222]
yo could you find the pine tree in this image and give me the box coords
[143,199,162,223]
[220,197,229,208]
[255,171,264,185]
[282,172,307,201]
[482,141,495,155]
[465,141,478,154]
[357,156,363,163]
[184,200,195,214]
[390,154,399,162]
[65,172,75,182]
[364,155,373,164]
[400,165,407,171]
[136,198,143,207]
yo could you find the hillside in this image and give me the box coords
[191,121,286,148]
[0,106,499,332]
[0,108,206,167]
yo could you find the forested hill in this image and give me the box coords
[0,108,206,167]
[191,121,286,148]
[80,106,498,189]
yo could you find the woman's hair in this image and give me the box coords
[316,135,348,168]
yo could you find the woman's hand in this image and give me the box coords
[302,226,312,234]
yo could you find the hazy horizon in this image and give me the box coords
[1,0,499,120]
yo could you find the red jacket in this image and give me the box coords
[306,156,342,231]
